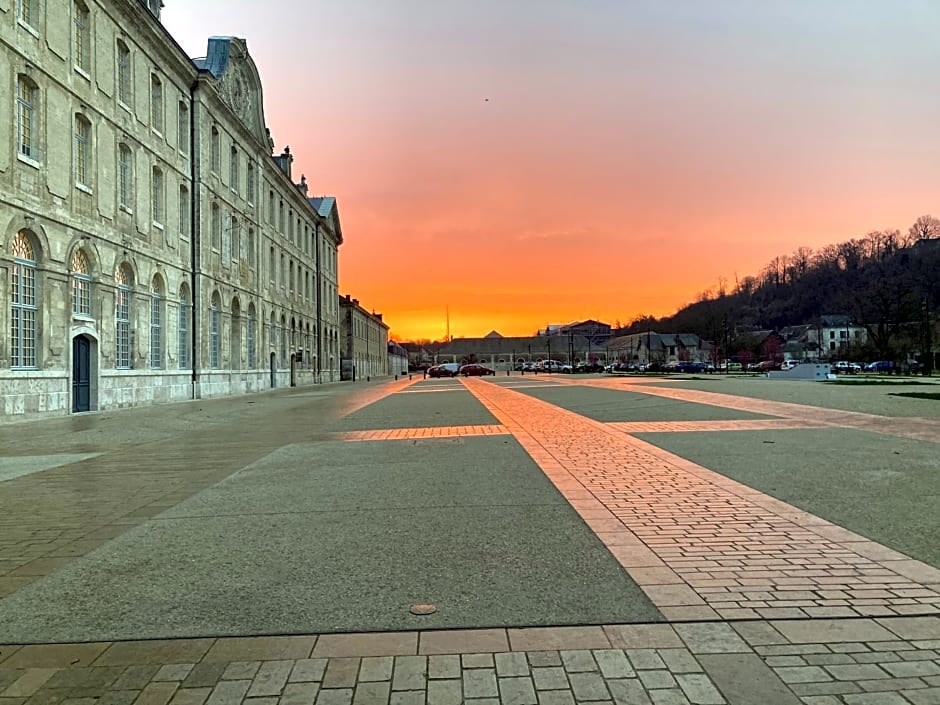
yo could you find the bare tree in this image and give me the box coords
[908,214,940,244]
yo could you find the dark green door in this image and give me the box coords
[72,336,91,412]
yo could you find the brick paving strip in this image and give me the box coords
[329,425,509,441]
[2,617,940,704]
[460,378,940,623]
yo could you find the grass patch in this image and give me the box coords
[889,392,940,400]
[824,379,933,386]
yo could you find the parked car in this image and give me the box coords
[427,363,460,378]
[675,361,707,373]
[721,361,744,372]
[574,362,606,373]
[865,360,894,373]
[780,360,802,371]
[831,361,862,374]
[536,360,566,372]
[458,364,495,376]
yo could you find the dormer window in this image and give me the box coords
[146,0,162,20]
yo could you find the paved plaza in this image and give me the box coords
[1,374,939,704]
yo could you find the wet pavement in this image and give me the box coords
[1,374,939,704]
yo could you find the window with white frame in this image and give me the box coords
[18,0,37,28]
[71,249,92,317]
[210,126,220,172]
[178,101,189,155]
[74,0,90,73]
[74,114,91,187]
[178,285,191,368]
[116,40,131,105]
[150,74,163,133]
[16,75,38,161]
[179,185,189,239]
[115,265,132,368]
[118,142,133,210]
[10,232,38,369]
[209,294,221,369]
[150,278,163,369]
[151,165,164,226]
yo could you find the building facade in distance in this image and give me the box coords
[1,0,342,422]
[339,294,388,381]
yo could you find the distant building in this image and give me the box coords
[339,295,388,380]
[608,333,708,365]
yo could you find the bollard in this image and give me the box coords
[395,374,398,380]
[367,375,370,382]
[409,374,413,380]
[506,369,510,376]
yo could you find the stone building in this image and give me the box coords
[0,0,342,422]
[339,294,388,381]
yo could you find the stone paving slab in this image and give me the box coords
[330,387,497,431]
[1,616,938,705]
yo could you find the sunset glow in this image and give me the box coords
[164,1,940,341]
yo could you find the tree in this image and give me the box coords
[908,215,940,243]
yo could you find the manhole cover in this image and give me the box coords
[409,604,437,615]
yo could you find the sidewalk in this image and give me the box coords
[1,374,939,704]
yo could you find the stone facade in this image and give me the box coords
[339,294,388,380]
[0,0,343,422]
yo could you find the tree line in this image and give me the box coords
[619,215,940,369]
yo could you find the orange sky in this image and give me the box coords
[165,1,939,340]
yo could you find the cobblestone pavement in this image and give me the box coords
[3,375,940,703]
[2,617,940,704]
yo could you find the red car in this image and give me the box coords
[458,364,496,376]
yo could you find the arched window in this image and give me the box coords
[71,249,92,317]
[150,74,163,133]
[73,1,90,73]
[16,75,38,161]
[149,277,164,369]
[74,114,91,187]
[115,264,132,369]
[118,143,133,210]
[151,165,164,226]
[116,40,131,105]
[10,232,38,369]
[178,284,191,369]
[209,292,221,369]
[246,305,256,369]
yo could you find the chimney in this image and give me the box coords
[273,145,293,178]
[297,174,308,196]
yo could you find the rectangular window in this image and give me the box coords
[11,258,38,368]
[74,1,90,73]
[118,144,132,209]
[16,77,36,160]
[178,300,190,368]
[117,41,131,105]
[179,186,189,239]
[247,162,255,204]
[150,75,163,133]
[150,294,162,369]
[247,315,255,369]
[211,204,221,250]
[210,127,220,173]
[18,0,36,27]
[74,115,90,187]
[178,102,189,155]
[230,147,239,194]
[209,306,220,369]
[151,167,164,225]
[222,211,232,261]
[269,245,275,285]
[116,287,130,368]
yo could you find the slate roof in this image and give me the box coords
[308,196,336,218]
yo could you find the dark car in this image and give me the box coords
[865,360,894,373]
[458,364,495,376]
[574,362,606,373]
[427,364,459,378]
[675,361,707,373]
